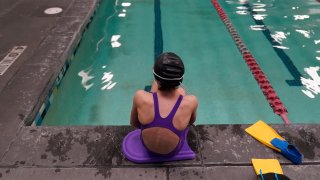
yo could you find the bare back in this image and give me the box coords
[131,89,198,155]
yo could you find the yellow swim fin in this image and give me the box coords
[251,159,283,175]
[245,120,284,152]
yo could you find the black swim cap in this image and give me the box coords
[153,52,184,89]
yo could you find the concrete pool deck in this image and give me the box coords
[0,0,319,179]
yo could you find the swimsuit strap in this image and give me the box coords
[140,92,188,156]
[141,92,185,137]
[153,92,161,120]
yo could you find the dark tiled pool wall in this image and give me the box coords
[34,59,70,125]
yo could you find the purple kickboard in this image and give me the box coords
[122,129,196,163]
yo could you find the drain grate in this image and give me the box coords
[0,46,27,75]
[44,7,63,15]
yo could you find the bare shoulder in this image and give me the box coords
[184,94,198,102]
[182,94,198,108]
[134,90,148,97]
[133,90,152,104]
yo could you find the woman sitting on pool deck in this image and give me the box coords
[122,52,198,163]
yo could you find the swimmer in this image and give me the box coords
[130,52,198,155]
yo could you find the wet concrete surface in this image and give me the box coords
[0,167,167,180]
[0,0,320,179]
[0,125,319,179]
[199,124,320,165]
[0,0,98,159]
[168,165,320,180]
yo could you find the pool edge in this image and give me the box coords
[0,124,319,179]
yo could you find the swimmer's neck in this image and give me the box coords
[157,89,180,98]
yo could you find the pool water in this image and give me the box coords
[42,0,320,125]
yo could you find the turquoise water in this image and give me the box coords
[42,0,320,125]
[221,0,320,123]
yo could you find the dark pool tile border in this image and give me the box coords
[33,59,69,126]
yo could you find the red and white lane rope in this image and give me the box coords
[210,0,290,124]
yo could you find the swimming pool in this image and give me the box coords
[41,0,320,125]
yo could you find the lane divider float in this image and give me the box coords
[210,0,290,124]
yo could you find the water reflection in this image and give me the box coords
[226,0,235,4]
[293,15,309,20]
[78,66,117,91]
[236,6,248,10]
[238,0,249,5]
[121,2,131,7]
[252,8,266,12]
[119,3,130,17]
[111,35,121,48]
[301,66,320,98]
[272,46,289,50]
[253,14,267,20]
[78,70,94,91]
[118,13,126,17]
[236,10,248,15]
[250,25,266,31]
[101,72,117,90]
[295,29,311,38]
[252,3,266,8]
[271,31,290,44]
[235,1,269,24]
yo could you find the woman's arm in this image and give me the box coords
[189,95,198,125]
[130,92,141,128]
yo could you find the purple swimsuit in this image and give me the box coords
[140,92,187,156]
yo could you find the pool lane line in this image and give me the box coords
[154,0,163,59]
[243,2,302,86]
[145,0,163,91]
[210,0,290,124]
